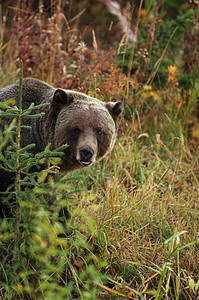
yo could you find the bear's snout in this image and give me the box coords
[75,130,97,168]
[80,146,94,161]
[78,146,94,166]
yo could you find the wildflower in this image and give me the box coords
[142,85,159,101]
[167,65,179,85]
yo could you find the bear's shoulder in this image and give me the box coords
[0,78,55,107]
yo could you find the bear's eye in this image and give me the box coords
[72,126,81,137]
[95,127,103,136]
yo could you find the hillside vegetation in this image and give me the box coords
[0,1,199,299]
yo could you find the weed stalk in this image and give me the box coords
[16,59,23,210]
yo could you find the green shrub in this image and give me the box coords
[0,63,107,299]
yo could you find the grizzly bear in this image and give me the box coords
[0,78,123,217]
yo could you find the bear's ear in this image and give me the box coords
[49,89,74,119]
[53,89,74,107]
[106,102,123,121]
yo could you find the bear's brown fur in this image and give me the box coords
[0,78,123,217]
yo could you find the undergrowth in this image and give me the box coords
[0,0,199,299]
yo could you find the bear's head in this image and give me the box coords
[48,89,123,171]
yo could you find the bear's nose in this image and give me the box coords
[79,146,94,161]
